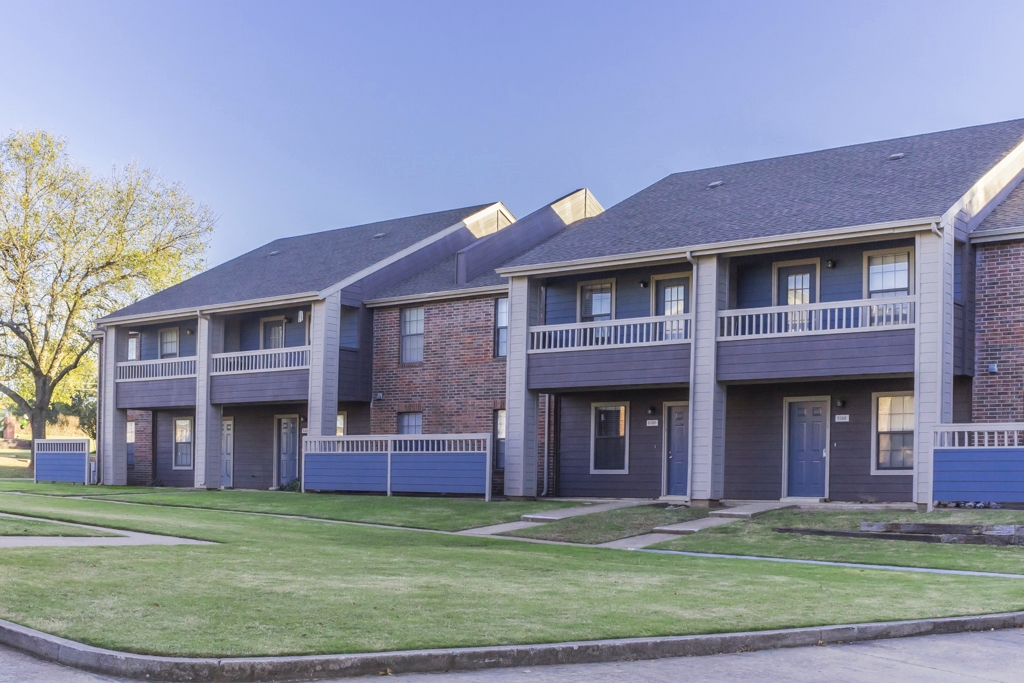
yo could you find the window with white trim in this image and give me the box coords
[875,394,914,471]
[159,329,179,359]
[127,332,140,361]
[494,298,509,358]
[173,418,193,469]
[336,412,347,436]
[398,412,422,434]
[868,252,911,298]
[400,307,424,364]
[262,318,285,349]
[591,403,628,473]
[580,282,612,322]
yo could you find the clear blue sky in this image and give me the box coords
[3,1,1023,266]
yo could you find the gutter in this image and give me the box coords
[364,285,509,309]
[96,292,320,326]
[969,224,1024,244]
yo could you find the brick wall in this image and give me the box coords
[126,409,153,485]
[973,239,1024,422]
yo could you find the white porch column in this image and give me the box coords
[194,315,223,488]
[914,227,955,510]
[504,276,540,498]
[99,326,128,485]
[307,293,341,437]
[688,255,727,504]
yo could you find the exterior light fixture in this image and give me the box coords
[639,281,648,288]
[835,399,846,408]
[989,364,998,374]
[826,259,836,268]
[647,406,657,415]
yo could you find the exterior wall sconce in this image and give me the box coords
[826,259,837,268]
[639,281,649,288]
[298,310,305,323]
[647,406,657,415]
[185,329,193,335]
[835,399,846,408]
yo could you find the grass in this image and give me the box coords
[0,454,31,479]
[504,504,709,544]
[0,514,113,537]
[0,493,1022,657]
[90,489,577,532]
[653,508,1024,574]
[0,481,181,495]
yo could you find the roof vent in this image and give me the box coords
[373,232,386,239]
[267,250,280,256]
[888,153,905,161]
[707,180,724,189]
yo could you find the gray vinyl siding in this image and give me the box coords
[953,242,976,377]
[528,344,691,391]
[210,369,310,404]
[338,306,373,402]
[129,319,197,360]
[730,238,915,309]
[338,401,371,434]
[543,263,693,325]
[716,330,915,382]
[339,306,359,348]
[223,403,306,489]
[223,307,311,352]
[153,409,196,487]
[723,379,914,502]
[34,451,87,483]
[953,375,973,423]
[556,388,687,498]
[117,378,197,409]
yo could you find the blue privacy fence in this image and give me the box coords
[302,434,492,500]
[934,424,1024,503]
[34,439,92,485]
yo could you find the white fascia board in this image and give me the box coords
[317,202,515,300]
[364,284,510,308]
[942,136,1024,231]
[970,224,1024,244]
[96,291,321,327]
[496,216,941,278]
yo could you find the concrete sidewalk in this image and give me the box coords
[0,512,213,548]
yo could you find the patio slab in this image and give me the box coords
[653,516,738,535]
[710,502,797,519]
[521,500,656,523]
[597,533,679,549]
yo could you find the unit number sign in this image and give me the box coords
[834,414,850,422]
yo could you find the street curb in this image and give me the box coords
[1,611,1023,682]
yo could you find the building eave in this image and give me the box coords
[970,225,1024,244]
[95,291,321,326]
[364,285,509,308]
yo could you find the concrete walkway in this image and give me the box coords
[653,516,738,534]
[0,512,213,549]
[459,521,543,536]
[709,501,796,519]
[520,500,655,522]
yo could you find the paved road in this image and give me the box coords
[2,628,1022,682]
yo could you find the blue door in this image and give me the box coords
[666,405,689,496]
[787,400,827,498]
[278,417,298,486]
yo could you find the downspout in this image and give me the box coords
[929,222,942,240]
[541,394,550,496]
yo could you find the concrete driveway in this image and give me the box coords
[2,628,1022,682]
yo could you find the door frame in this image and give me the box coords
[771,258,821,306]
[272,413,300,488]
[781,395,831,499]
[661,401,690,499]
[221,416,234,489]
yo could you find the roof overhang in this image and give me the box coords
[364,284,509,309]
[970,225,1024,244]
[95,291,320,326]
[496,216,941,278]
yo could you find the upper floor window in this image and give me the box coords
[159,328,179,358]
[400,307,424,364]
[494,298,509,358]
[579,280,613,322]
[127,332,140,361]
[336,412,347,436]
[873,392,914,473]
[773,260,818,306]
[398,411,422,434]
[866,250,912,298]
[653,275,690,316]
[262,318,285,349]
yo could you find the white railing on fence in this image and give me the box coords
[935,423,1024,448]
[33,438,91,485]
[34,439,89,453]
[717,297,916,340]
[528,314,692,353]
[116,358,197,382]
[210,346,311,375]
[302,433,492,500]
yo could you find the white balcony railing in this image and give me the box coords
[717,297,916,340]
[210,346,311,375]
[935,424,1024,449]
[528,314,692,353]
[115,358,197,382]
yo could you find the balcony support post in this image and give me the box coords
[194,315,224,489]
[505,276,540,498]
[689,255,727,505]
[307,292,342,437]
[99,326,128,485]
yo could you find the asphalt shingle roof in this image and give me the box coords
[505,119,1024,269]
[975,180,1024,235]
[104,205,493,319]
[370,254,505,301]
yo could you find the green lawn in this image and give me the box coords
[92,489,577,532]
[653,508,1024,574]
[504,504,709,544]
[0,493,1021,657]
[0,455,32,479]
[0,514,113,537]
[0,481,158,495]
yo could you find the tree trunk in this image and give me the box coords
[28,406,48,470]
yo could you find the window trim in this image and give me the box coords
[862,247,916,299]
[171,417,194,470]
[335,411,348,436]
[259,316,287,350]
[494,297,509,358]
[771,258,821,307]
[649,272,692,316]
[577,278,616,323]
[590,401,630,475]
[397,411,423,435]
[870,390,915,476]
[126,332,141,361]
[399,306,425,365]
[158,327,180,359]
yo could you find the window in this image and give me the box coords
[398,412,422,435]
[126,420,136,469]
[336,412,347,436]
[127,332,140,361]
[873,393,914,473]
[173,418,193,469]
[400,307,424,364]
[262,318,285,349]
[786,273,811,305]
[591,403,628,473]
[579,281,613,322]
[494,298,509,358]
[867,251,911,298]
[493,409,507,470]
[159,328,179,359]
